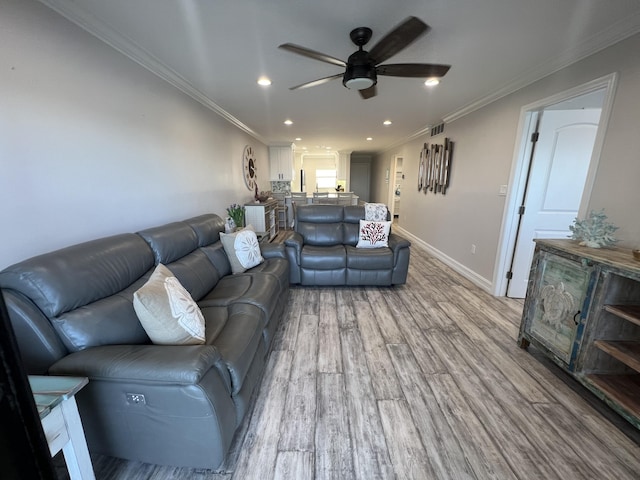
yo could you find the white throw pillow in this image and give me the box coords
[356,220,392,248]
[364,202,388,221]
[220,224,265,274]
[133,264,205,345]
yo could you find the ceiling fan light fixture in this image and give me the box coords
[344,77,375,90]
[343,55,377,91]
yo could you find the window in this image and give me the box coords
[316,169,337,189]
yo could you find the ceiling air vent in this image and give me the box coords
[431,123,445,137]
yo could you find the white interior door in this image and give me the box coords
[507,108,602,298]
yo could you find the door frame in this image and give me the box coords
[493,73,618,296]
[388,155,403,217]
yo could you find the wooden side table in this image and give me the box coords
[29,375,95,480]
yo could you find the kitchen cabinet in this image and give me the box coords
[519,239,640,429]
[269,144,294,181]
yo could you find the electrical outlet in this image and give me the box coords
[471,244,476,254]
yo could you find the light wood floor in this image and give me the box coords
[57,243,640,479]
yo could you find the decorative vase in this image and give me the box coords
[225,217,236,233]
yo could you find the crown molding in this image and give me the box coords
[388,10,640,150]
[442,11,640,124]
[38,0,269,145]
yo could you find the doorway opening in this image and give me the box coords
[494,73,618,298]
[388,156,403,218]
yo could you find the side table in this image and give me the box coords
[29,375,95,480]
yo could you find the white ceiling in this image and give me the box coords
[41,0,640,154]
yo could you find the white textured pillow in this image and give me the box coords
[133,264,205,345]
[364,202,388,221]
[356,220,392,248]
[220,224,264,274]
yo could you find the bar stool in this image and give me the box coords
[290,192,308,227]
[272,192,288,231]
[313,192,336,204]
[337,192,353,205]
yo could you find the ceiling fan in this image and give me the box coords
[279,16,451,99]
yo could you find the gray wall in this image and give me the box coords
[0,0,268,269]
[373,32,640,290]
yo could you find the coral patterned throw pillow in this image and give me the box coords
[356,220,391,248]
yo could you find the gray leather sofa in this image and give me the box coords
[284,204,410,286]
[0,214,288,469]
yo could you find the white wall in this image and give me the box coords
[375,32,640,289]
[0,0,268,269]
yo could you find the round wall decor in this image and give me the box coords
[242,145,257,191]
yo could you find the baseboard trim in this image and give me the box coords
[394,226,494,294]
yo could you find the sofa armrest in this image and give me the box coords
[283,231,304,265]
[388,233,411,251]
[49,344,224,385]
[260,242,286,259]
[388,233,411,264]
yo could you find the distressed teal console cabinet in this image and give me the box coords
[519,239,640,429]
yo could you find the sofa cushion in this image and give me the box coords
[296,204,345,246]
[184,214,225,247]
[0,234,154,319]
[53,281,150,352]
[356,220,391,248]
[202,306,229,345]
[133,264,205,345]
[301,245,346,269]
[200,242,233,278]
[208,303,264,395]
[138,223,200,265]
[247,258,289,292]
[198,274,280,325]
[345,246,394,269]
[163,249,221,301]
[220,226,265,274]
[297,222,344,246]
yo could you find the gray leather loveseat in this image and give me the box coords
[0,214,288,469]
[284,204,410,286]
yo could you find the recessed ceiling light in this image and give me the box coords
[424,78,440,87]
[257,76,272,86]
[366,137,373,141]
[284,119,293,125]
[383,120,392,126]
[295,137,302,141]
[325,146,332,150]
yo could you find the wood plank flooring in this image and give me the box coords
[56,243,640,479]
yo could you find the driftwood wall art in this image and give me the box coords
[417,138,453,195]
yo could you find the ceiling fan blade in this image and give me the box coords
[368,16,430,65]
[377,63,451,78]
[278,43,347,67]
[289,73,343,91]
[359,85,377,99]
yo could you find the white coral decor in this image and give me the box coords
[569,210,618,248]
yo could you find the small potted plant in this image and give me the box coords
[226,203,245,232]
